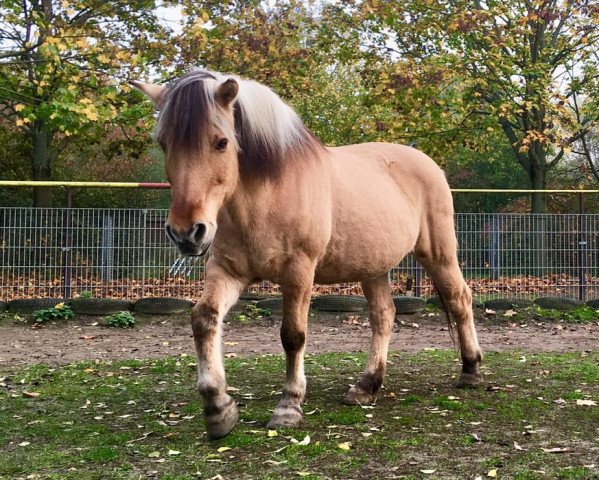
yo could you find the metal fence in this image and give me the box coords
[1,207,599,301]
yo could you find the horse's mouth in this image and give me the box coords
[197,241,212,257]
[177,239,212,257]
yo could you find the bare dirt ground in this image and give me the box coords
[1,310,598,367]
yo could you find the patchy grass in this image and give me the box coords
[532,305,599,324]
[1,351,598,479]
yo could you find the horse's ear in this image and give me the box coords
[129,80,166,107]
[215,78,238,107]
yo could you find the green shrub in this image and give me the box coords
[79,291,93,299]
[235,304,271,322]
[105,311,136,328]
[534,305,599,323]
[33,303,75,323]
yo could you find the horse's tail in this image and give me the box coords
[431,280,457,348]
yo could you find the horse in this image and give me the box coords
[131,69,483,440]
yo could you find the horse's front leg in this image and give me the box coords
[267,260,315,429]
[192,261,246,440]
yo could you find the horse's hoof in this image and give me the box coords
[267,404,303,429]
[342,386,375,405]
[456,372,483,389]
[205,398,239,440]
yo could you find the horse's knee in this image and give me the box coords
[280,324,306,354]
[191,302,219,336]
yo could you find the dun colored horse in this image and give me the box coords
[132,70,482,439]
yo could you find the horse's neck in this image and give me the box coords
[224,162,328,233]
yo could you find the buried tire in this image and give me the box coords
[9,298,65,314]
[254,297,284,313]
[70,298,132,315]
[533,296,582,312]
[134,297,194,315]
[484,298,534,311]
[311,295,368,312]
[392,296,426,314]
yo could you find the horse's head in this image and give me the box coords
[131,75,240,256]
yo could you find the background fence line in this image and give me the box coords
[2,207,599,302]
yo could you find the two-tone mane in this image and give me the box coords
[156,69,321,178]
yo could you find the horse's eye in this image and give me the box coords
[215,138,228,151]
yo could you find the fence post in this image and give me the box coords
[61,188,73,300]
[101,212,114,291]
[578,192,586,302]
[490,215,501,280]
[414,262,422,297]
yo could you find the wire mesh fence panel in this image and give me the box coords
[1,208,599,301]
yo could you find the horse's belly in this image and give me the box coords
[314,217,417,284]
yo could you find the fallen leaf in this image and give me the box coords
[224,341,238,346]
[361,432,373,438]
[541,447,569,453]
[513,441,524,451]
[148,451,160,458]
[23,391,40,398]
[485,309,496,316]
[576,399,597,406]
[291,435,310,446]
[79,335,96,340]
[487,469,498,477]
[297,473,311,477]
[503,309,517,317]
[224,353,237,358]
[268,430,278,437]
[338,441,351,451]
[18,441,31,447]
[420,470,436,474]
[167,449,180,456]
[217,446,231,453]
[264,460,287,466]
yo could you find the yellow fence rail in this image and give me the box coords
[1,181,598,194]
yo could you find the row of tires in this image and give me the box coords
[0,294,594,316]
[0,297,194,315]
[254,295,597,314]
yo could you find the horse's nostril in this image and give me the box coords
[193,222,207,243]
[165,224,179,244]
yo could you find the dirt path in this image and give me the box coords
[1,312,598,368]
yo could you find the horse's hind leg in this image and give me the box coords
[267,258,315,429]
[415,245,483,388]
[343,273,395,405]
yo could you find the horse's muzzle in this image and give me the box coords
[165,222,213,256]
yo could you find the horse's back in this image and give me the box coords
[314,142,452,283]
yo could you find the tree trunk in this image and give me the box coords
[31,120,53,207]
[528,158,548,274]
[529,160,546,214]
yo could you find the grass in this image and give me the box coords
[1,351,599,479]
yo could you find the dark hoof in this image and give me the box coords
[456,372,483,389]
[205,399,239,440]
[267,404,303,429]
[342,386,376,405]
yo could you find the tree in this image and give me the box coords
[352,0,599,212]
[0,0,174,206]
